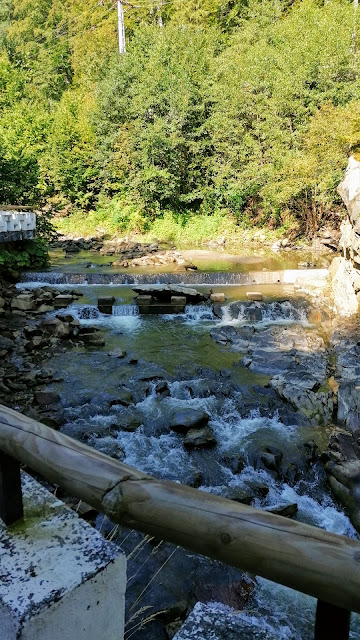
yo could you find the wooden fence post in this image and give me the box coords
[0,452,24,525]
[314,600,351,640]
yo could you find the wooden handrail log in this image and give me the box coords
[1,403,360,613]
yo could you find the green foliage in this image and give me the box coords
[1,0,360,236]
[0,238,49,275]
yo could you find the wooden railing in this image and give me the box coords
[0,402,358,639]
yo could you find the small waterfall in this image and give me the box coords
[221,300,309,327]
[75,305,100,320]
[112,304,139,316]
[20,268,328,286]
[183,304,215,324]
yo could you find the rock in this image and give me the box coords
[132,285,206,304]
[34,390,61,405]
[81,332,105,346]
[169,409,210,434]
[90,436,125,460]
[11,294,35,311]
[155,381,171,398]
[183,427,217,448]
[41,318,71,339]
[220,454,245,474]
[259,447,283,473]
[108,348,126,358]
[53,294,73,308]
[0,296,5,308]
[326,429,360,531]
[173,602,276,640]
[265,503,298,517]
[110,388,134,407]
[36,304,54,313]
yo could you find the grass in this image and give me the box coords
[55,206,292,248]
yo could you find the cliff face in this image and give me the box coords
[330,156,360,315]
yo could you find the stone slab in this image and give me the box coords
[138,303,186,314]
[0,473,126,640]
[174,602,278,640]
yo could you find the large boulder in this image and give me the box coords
[132,285,206,304]
[11,294,35,311]
[183,427,217,448]
[169,408,210,434]
[326,429,360,532]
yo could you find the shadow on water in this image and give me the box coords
[25,264,360,640]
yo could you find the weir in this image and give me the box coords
[0,403,357,640]
[19,268,329,286]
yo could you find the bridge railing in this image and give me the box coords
[0,402,357,640]
[0,207,36,242]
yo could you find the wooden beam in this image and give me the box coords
[1,403,360,614]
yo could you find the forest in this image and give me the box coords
[1,0,360,240]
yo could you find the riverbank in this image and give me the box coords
[54,210,341,254]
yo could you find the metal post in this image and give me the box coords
[0,452,24,525]
[117,0,126,55]
[314,600,351,640]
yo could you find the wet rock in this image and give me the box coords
[265,503,298,517]
[325,429,360,532]
[34,390,61,405]
[155,381,171,398]
[80,331,105,346]
[303,440,319,465]
[53,294,73,308]
[40,317,71,339]
[110,387,134,407]
[259,446,283,473]
[0,336,14,351]
[108,348,126,358]
[90,436,125,460]
[183,427,217,449]
[169,409,210,434]
[222,487,254,505]
[220,454,245,475]
[132,285,206,304]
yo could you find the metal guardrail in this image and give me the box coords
[0,403,356,639]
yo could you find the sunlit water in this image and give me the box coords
[17,262,360,639]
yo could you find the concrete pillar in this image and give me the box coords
[0,473,126,640]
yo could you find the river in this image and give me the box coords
[18,247,360,640]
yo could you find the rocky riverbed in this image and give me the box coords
[2,253,360,639]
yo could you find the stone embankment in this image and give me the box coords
[51,235,198,270]
[0,279,104,427]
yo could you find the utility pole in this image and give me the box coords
[117,0,126,55]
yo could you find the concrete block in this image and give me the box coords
[0,473,126,640]
[136,295,153,306]
[170,296,187,305]
[98,296,115,315]
[210,293,225,303]
[246,291,263,301]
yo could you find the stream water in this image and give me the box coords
[19,248,360,639]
